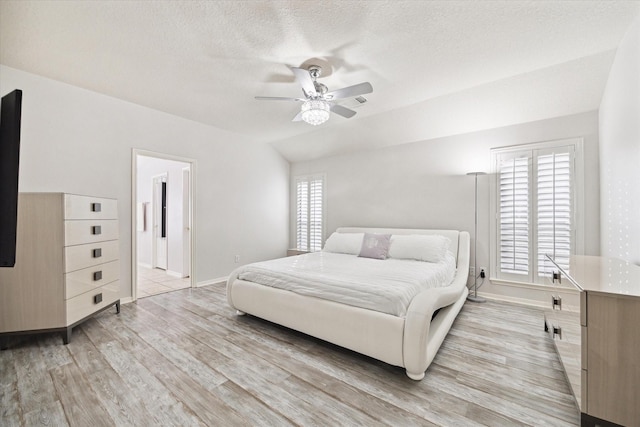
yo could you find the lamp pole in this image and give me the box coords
[467,172,486,303]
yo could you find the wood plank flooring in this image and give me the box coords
[0,283,580,426]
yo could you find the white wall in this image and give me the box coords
[0,65,290,300]
[599,16,640,265]
[136,156,189,276]
[291,111,600,305]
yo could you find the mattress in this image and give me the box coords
[235,251,457,317]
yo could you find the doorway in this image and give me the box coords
[152,173,168,271]
[132,150,195,300]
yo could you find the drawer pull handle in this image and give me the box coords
[552,271,561,284]
[93,248,102,258]
[92,226,102,235]
[552,296,562,310]
[93,271,102,281]
[552,326,562,340]
[94,293,103,304]
[92,203,102,212]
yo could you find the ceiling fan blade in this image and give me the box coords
[291,67,317,97]
[330,104,357,119]
[255,96,305,102]
[325,82,373,100]
[292,111,303,122]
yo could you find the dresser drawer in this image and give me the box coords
[66,280,119,325]
[64,220,119,246]
[64,240,119,273]
[547,309,581,344]
[65,260,119,299]
[64,194,118,220]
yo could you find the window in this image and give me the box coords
[491,139,583,284]
[295,175,324,252]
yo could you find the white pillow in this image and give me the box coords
[388,234,451,263]
[323,232,365,255]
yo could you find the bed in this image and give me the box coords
[226,227,470,380]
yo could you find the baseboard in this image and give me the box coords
[478,279,580,311]
[137,262,152,269]
[120,296,134,305]
[479,292,548,309]
[197,276,228,287]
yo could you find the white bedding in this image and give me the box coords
[236,251,457,317]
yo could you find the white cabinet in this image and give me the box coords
[544,255,640,427]
[0,193,121,346]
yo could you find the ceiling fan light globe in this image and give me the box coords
[301,100,330,126]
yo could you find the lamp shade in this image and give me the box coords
[301,100,330,125]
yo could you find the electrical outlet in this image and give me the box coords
[234,255,240,263]
[469,267,475,276]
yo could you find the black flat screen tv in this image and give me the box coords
[0,89,22,268]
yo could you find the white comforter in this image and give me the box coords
[235,252,457,317]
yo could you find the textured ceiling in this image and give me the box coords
[1,1,639,162]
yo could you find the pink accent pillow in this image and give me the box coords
[358,233,391,260]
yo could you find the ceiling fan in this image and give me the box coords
[256,65,373,126]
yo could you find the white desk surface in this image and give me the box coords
[551,255,640,297]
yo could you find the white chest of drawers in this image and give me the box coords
[544,255,640,427]
[0,193,121,346]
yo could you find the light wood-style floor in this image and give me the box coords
[1,283,579,426]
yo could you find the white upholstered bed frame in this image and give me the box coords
[226,227,470,380]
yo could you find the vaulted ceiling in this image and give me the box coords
[1,1,638,162]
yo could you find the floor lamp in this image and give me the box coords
[467,171,486,303]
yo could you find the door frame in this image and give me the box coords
[182,166,191,278]
[131,149,196,302]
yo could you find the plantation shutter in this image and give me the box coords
[308,177,323,251]
[536,147,573,275]
[498,154,531,277]
[493,141,578,284]
[295,175,324,252]
[296,179,309,251]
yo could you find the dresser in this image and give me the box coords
[544,255,640,427]
[0,193,121,346]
